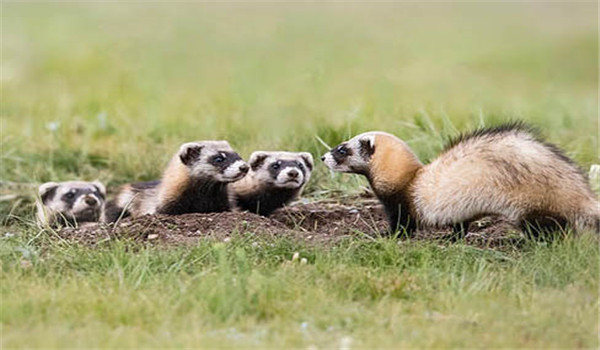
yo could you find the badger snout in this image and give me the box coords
[84,196,98,206]
[321,152,336,170]
[222,160,250,181]
[275,167,304,188]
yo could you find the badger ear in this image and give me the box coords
[91,181,106,198]
[299,152,314,171]
[249,151,269,171]
[179,142,204,166]
[359,135,375,158]
[39,182,59,203]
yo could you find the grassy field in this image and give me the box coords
[1,2,599,348]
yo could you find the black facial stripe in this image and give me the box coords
[93,186,106,200]
[60,188,103,208]
[331,145,352,164]
[212,151,242,173]
[60,189,79,209]
[268,160,305,178]
[89,191,104,202]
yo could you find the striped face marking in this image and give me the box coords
[249,152,313,189]
[39,181,106,224]
[321,134,375,174]
[178,141,249,182]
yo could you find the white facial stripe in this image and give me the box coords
[71,194,101,213]
[273,166,305,189]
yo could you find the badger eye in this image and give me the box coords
[337,148,347,156]
[213,155,225,163]
[65,192,75,199]
[271,162,281,170]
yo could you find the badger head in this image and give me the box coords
[321,132,377,174]
[37,181,106,226]
[177,141,249,182]
[248,151,314,189]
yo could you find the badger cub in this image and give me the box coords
[37,181,106,228]
[229,151,313,216]
[322,123,600,235]
[108,141,249,221]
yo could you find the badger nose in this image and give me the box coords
[288,169,299,178]
[320,156,326,162]
[84,196,97,206]
[239,164,249,174]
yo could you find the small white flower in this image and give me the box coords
[97,112,108,130]
[340,336,353,350]
[292,252,300,261]
[46,121,60,132]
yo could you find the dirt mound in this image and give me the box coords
[273,200,522,248]
[60,211,292,246]
[271,199,387,236]
[60,200,523,248]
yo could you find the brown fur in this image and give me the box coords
[157,159,190,210]
[323,125,600,235]
[107,141,248,221]
[370,134,422,197]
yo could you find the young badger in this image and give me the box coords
[37,181,106,227]
[229,151,314,216]
[107,141,249,221]
[322,123,600,235]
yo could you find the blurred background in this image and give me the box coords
[2,3,598,193]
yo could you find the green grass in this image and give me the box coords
[1,2,599,348]
[2,233,598,348]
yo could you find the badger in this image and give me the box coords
[106,141,249,221]
[37,181,106,228]
[321,122,600,235]
[229,151,314,216]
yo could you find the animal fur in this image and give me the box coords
[229,151,314,216]
[106,141,248,221]
[322,122,600,235]
[37,181,106,228]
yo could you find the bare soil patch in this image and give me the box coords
[60,199,524,249]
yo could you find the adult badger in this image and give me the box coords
[229,151,313,216]
[106,141,249,221]
[321,122,599,235]
[37,181,106,228]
